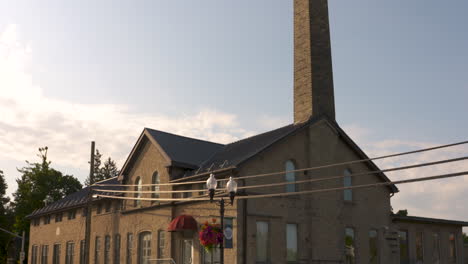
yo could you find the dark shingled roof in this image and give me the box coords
[392,214,468,226]
[27,177,122,218]
[195,122,307,173]
[146,128,225,168]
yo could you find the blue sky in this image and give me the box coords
[0,1,467,225]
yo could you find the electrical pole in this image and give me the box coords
[84,141,95,264]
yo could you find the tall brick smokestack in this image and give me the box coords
[294,0,335,123]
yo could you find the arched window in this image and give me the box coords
[134,177,142,207]
[138,232,152,264]
[285,160,296,192]
[151,172,160,201]
[344,169,352,201]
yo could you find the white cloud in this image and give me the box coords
[344,123,468,231]
[0,24,256,195]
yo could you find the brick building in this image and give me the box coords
[27,0,467,263]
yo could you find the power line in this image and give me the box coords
[93,170,468,202]
[92,156,468,194]
[94,139,468,188]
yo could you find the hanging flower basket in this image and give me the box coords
[199,218,223,252]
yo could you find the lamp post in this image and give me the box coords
[206,174,238,264]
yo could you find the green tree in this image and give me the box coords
[85,149,118,185]
[463,233,468,244]
[12,147,82,238]
[101,157,119,179]
[0,169,13,264]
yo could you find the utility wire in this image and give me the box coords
[92,156,468,194]
[93,170,468,202]
[94,140,468,188]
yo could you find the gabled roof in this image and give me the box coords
[177,117,398,193]
[146,128,224,168]
[194,121,310,174]
[27,177,122,218]
[392,214,468,226]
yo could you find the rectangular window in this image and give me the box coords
[33,218,40,226]
[105,202,111,213]
[66,242,74,264]
[432,233,440,263]
[32,245,39,264]
[399,230,409,264]
[286,224,298,263]
[53,244,61,264]
[344,169,352,201]
[82,207,87,217]
[97,204,102,214]
[104,235,111,264]
[55,213,63,223]
[126,233,133,264]
[369,229,378,264]
[158,230,165,258]
[41,245,49,264]
[256,221,269,263]
[95,236,101,264]
[80,240,86,264]
[415,231,423,263]
[68,210,76,220]
[345,227,355,264]
[44,215,51,225]
[114,234,121,264]
[201,247,220,264]
[285,160,296,193]
[449,233,457,263]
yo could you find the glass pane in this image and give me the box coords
[399,231,409,264]
[344,169,352,201]
[345,228,355,264]
[256,221,269,262]
[182,240,193,264]
[285,161,296,192]
[415,232,423,263]
[286,224,298,262]
[432,233,440,262]
[369,229,378,264]
[449,233,456,262]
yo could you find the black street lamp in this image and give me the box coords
[206,174,238,264]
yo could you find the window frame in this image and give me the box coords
[368,229,379,264]
[41,245,49,264]
[343,169,353,202]
[138,231,152,264]
[95,236,101,264]
[345,227,355,264]
[114,234,121,264]
[104,235,111,264]
[134,177,142,207]
[53,243,61,264]
[398,230,409,264]
[151,172,160,204]
[285,160,296,193]
[157,230,165,258]
[449,233,457,263]
[65,241,74,264]
[286,223,298,263]
[255,221,270,264]
[55,213,63,223]
[415,231,424,263]
[126,233,133,264]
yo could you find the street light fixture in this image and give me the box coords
[206,173,238,264]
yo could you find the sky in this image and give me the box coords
[0,0,467,229]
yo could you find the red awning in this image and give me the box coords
[167,215,198,232]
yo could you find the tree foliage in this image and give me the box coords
[85,149,119,185]
[0,170,13,264]
[12,147,82,234]
[463,233,468,244]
